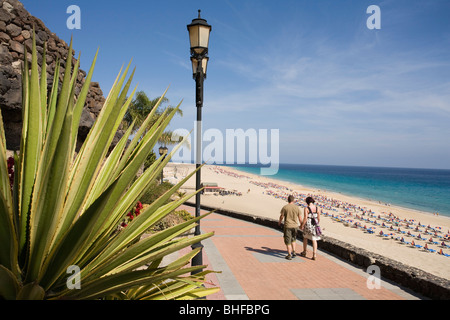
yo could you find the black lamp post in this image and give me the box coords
[187,10,211,274]
[158,146,168,184]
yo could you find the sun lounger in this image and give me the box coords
[438,249,450,257]
[398,237,410,245]
[410,241,422,249]
[423,244,436,253]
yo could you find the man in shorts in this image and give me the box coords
[278,195,302,260]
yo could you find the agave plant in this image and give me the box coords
[0,33,218,300]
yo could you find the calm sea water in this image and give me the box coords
[227,164,450,217]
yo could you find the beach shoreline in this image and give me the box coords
[229,164,450,220]
[261,171,450,223]
[165,162,450,280]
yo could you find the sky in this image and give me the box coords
[19,0,450,170]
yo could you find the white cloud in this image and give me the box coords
[200,18,450,168]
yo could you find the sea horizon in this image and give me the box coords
[213,162,450,218]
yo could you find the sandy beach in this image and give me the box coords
[164,163,450,280]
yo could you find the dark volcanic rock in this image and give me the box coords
[0,0,119,151]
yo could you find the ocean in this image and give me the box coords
[227,163,450,217]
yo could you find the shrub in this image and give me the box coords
[0,32,217,300]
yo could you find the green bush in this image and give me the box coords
[140,181,174,205]
[150,209,194,233]
[175,209,194,221]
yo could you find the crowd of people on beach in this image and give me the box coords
[326,209,450,253]
[209,166,251,179]
[208,166,450,258]
[249,180,291,192]
[216,189,243,197]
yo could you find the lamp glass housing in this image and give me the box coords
[191,56,209,77]
[187,11,211,55]
[159,146,168,156]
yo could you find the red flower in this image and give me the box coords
[7,157,14,190]
[120,202,144,230]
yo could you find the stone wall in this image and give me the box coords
[0,0,115,151]
[185,202,450,300]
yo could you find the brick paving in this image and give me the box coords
[177,205,424,300]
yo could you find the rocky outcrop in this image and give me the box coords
[0,0,119,151]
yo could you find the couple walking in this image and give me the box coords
[278,195,322,260]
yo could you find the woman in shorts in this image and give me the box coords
[300,196,322,260]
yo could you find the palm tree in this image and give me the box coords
[124,91,189,172]
[123,91,183,135]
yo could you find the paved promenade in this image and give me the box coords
[177,205,425,300]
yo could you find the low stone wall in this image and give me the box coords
[185,201,450,300]
[1,0,123,151]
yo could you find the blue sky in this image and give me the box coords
[20,0,450,169]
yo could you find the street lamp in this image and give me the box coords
[158,146,168,184]
[187,9,211,274]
